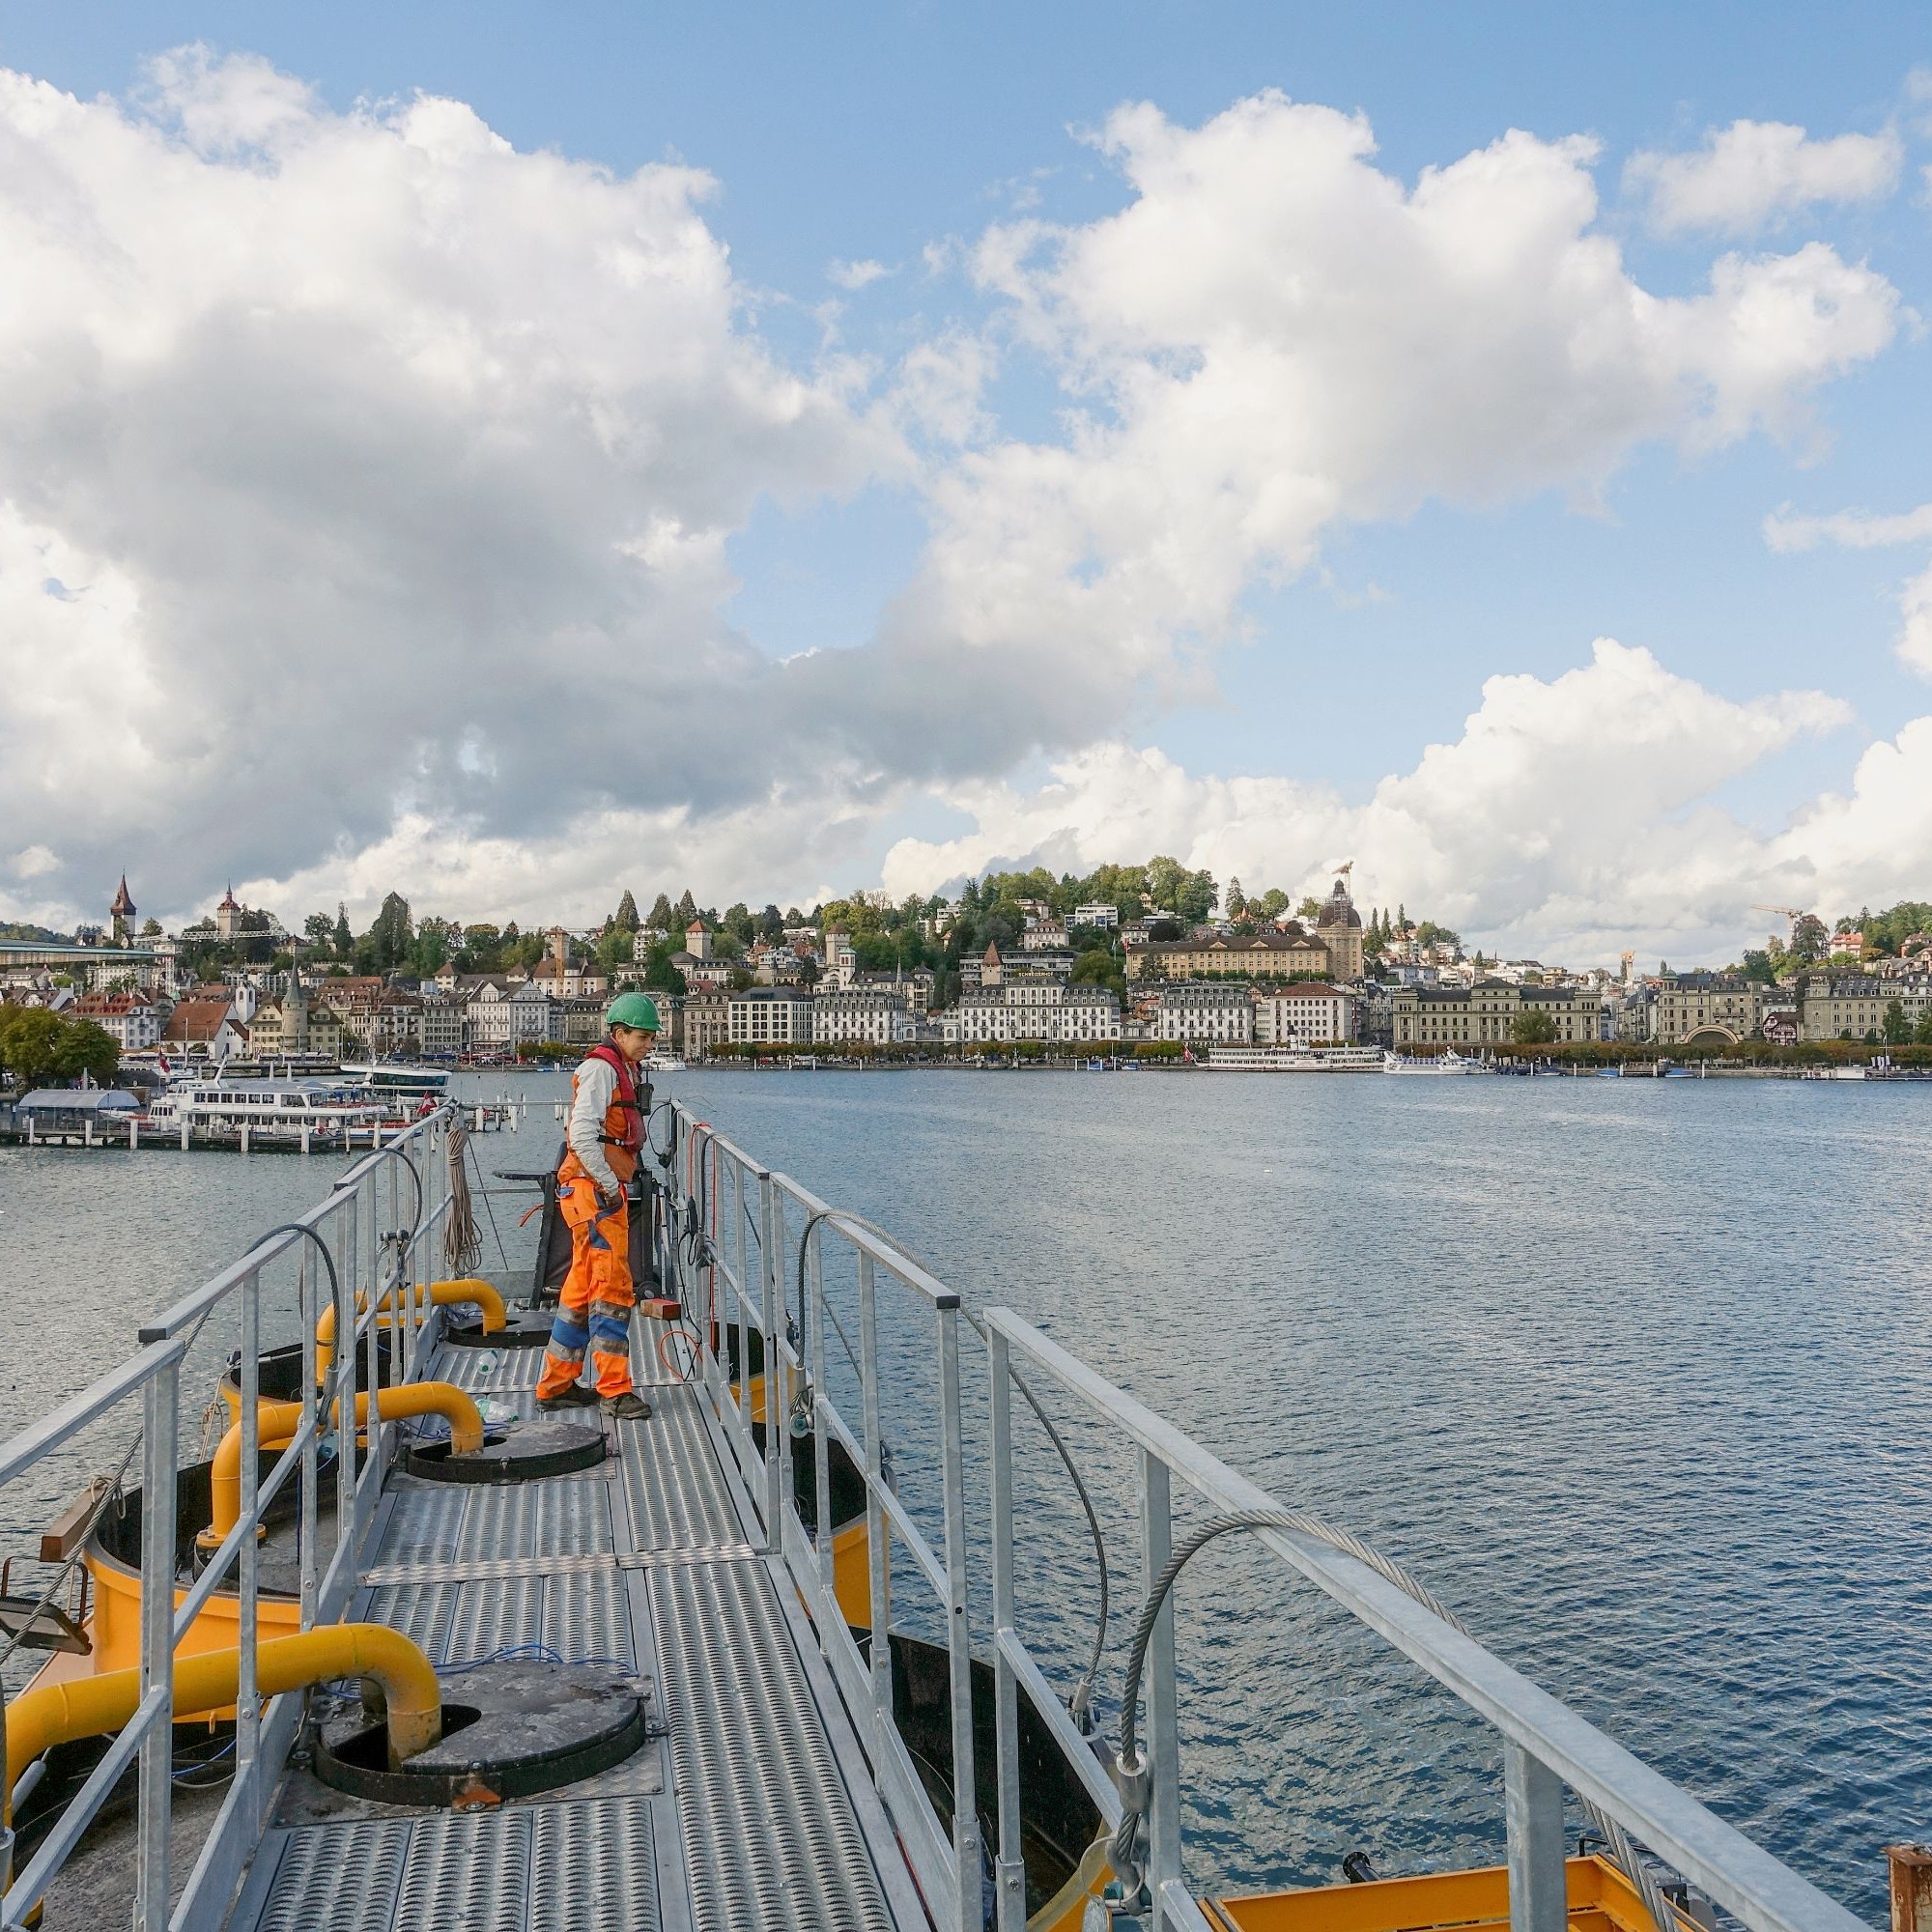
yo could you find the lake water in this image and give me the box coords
[2,1067,1926,1918]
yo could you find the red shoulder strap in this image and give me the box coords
[584,1040,637,1107]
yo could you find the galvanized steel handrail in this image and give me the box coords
[0,1106,456,1932]
[982,1308,1871,1932]
[655,1104,981,1932]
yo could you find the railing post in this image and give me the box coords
[298,1239,319,1629]
[760,1171,782,1553]
[808,1217,835,1600]
[856,1251,894,1745]
[937,1299,982,1932]
[1141,1451,1180,1926]
[987,1327,1026,1932]
[136,1352,179,1932]
[1505,1741,1568,1932]
[333,1186,356,1601]
[238,1264,261,1772]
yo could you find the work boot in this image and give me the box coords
[601,1391,652,1422]
[536,1381,600,1413]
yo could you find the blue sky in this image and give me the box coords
[2,4,1929,959]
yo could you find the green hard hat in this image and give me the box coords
[606,991,662,1033]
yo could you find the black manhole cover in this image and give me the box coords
[313,1661,650,1804]
[444,1308,554,1350]
[396,1418,606,1483]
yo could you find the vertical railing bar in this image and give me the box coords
[809,1217,834,1597]
[987,1326,1026,1932]
[1505,1740,1568,1932]
[1142,1452,1181,1929]
[237,1263,261,1772]
[759,1171,781,1551]
[937,1303,981,1932]
[857,1250,893,1746]
[735,1158,752,1428]
[333,1179,356,1587]
[298,1236,318,1630]
[135,1352,179,1932]
[773,1187,794,1548]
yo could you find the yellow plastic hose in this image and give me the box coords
[314,1277,505,1380]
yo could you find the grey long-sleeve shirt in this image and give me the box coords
[566,1055,622,1195]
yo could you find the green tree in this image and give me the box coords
[1740,949,1778,985]
[1789,914,1830,964]
[302,913,335,950]
[366,892,413,971]
[139,917,162,937]
[1257,889,1289,920]
[1225,877,1247,920]
[596,925,637,971]
[412,917,455,978]
[1070,947,1126,1006]
[0,1009,119,1089]
[640,938,687,996]
[1296,896,1321,920]
[675,889,697,924]
[53,1017,121,1084]
[1882,999,1911,1045]
[1916,1009,1932,1047]
[647,894,675,932]
[333,903,353,956]
[1510,1009,1558,1046]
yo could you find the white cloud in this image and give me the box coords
[828,256,891,290]
[1765,500,1932,676]
[7,844,61,880]
[883,640,1865,964]
[0,65,1905,933]
[1626,119,1903,235]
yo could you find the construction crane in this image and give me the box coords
[1750,904,1808,923]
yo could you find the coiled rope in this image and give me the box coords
[1111,1508,1681,1932]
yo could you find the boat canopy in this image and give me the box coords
[15,1087,142,1113]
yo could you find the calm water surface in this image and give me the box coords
[1,1068,1926,1917]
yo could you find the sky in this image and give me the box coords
[2,2,1930,967]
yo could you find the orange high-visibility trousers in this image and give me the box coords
[536,1178,636,1400]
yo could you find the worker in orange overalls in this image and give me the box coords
[535,992,660,1421]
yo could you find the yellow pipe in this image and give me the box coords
[4,1624,441,1828]
[202,1383,485,1547]
[316,1277,504,1380]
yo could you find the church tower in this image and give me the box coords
[110,875,136,945]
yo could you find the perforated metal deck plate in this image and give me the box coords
[651,1556,897,1932]
[249,1799,657,1932]
[230,1320,917,1932]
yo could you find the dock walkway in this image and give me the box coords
[226,1317,923,1932]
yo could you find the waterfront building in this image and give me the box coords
[681,991,730,1060]
[1801,975,1932,1040]
[1653,974,1765,1045]
[73,989,160,1052]
[1252,983,1357,1046]
[813,988,906,1047]
[727,987,814,1046]
[508,981,562,1048]
[456,976,516,1050]
[942,985,1121,1045]
[559,996,606,1045]
[529,956,609,999]
[1126,925,1334,983]
[1154,982,1253,1046]
[416,995,463,1060]
[1390,980,1596,1049]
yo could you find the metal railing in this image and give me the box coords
[655,1102,1871,1932]
[0,1109,455,1932]
[656,1108,982,1932]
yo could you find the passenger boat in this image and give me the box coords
[338,1062,452,1098]
[139,1076,389,1146]
[1380,1048,1480,1072]
[0,1104,1884,1932]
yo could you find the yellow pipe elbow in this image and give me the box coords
[4,1624,442,1824]
[315,1278,503,1380]
[206,1383,484,1543]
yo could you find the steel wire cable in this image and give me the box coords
[791,1205,1111,1722]
[1111,1508,1681,1932]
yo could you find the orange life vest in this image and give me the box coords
[558,1041,641,1186]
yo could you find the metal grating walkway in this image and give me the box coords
[229,1317,917,1932]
